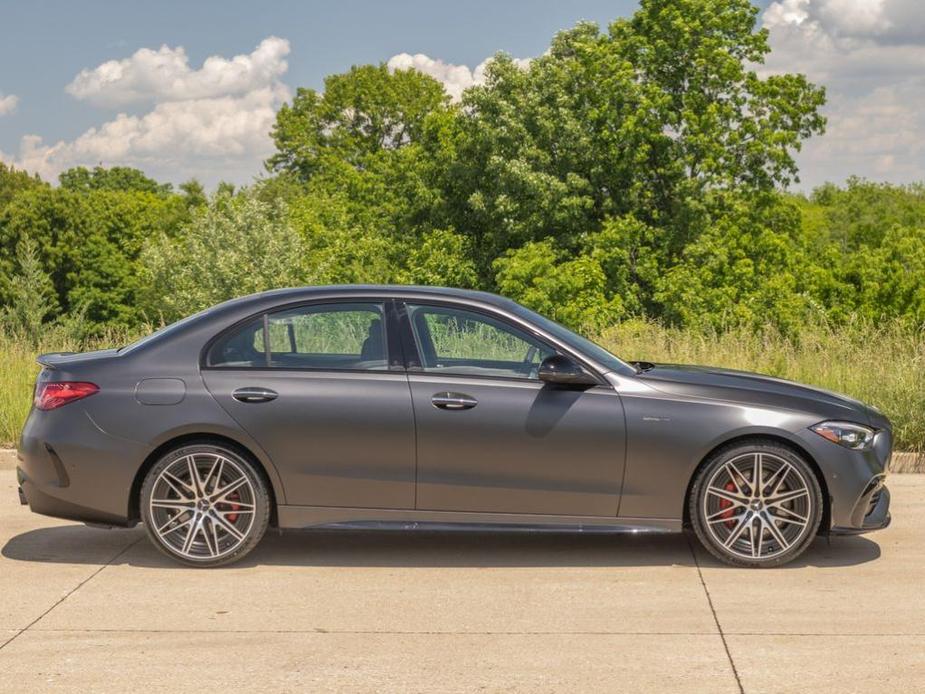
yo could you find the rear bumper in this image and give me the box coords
[17,464,132,526]
[18,406,150,526]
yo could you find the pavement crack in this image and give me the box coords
[0,536,141,652]
[687,534,745,694]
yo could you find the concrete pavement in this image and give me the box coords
[0,470,922,693]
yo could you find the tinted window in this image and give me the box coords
[407,304,555,380]
[208,303,387,370]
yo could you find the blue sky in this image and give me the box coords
[2,1,921,189]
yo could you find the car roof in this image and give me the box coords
[216,285,514,312]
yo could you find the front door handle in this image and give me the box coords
[233,387,278,403]
[431,392,477,410]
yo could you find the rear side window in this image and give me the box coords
[208,302,387,370]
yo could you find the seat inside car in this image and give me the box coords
[360,318,384,362]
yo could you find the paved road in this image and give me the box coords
[0,470,922,693]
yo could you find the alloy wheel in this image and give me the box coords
[148,451,257,561]
[701,451,813,561]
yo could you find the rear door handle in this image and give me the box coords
[431,392,477,410]
[232,387,278,403]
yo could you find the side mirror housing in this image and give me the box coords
[537,354,598,386]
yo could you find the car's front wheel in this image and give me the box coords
[140,443,270,567]
[689,440,823,568]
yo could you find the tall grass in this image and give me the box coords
[1,320,922,467]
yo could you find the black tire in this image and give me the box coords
[140,443,270,567]
[689,439,823,568]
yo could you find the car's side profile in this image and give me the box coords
[17,286,892,568]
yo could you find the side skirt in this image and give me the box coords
[277,505,682,534]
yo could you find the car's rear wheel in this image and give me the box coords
[140,444,270,567]
[689,440,823,568]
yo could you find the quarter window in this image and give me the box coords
[406,304,555,380]
[208,302,388,370]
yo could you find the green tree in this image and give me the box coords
[437,0,825,289]
[141,191,311,321]
[654,194,819,330]
[267,64,450,179]
[0,186,189,328]
[494,240,624,331]
[0,162,45,211]
[398,229,479,288]
[1,236,57,342]
[59,166,173,195]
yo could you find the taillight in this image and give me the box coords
[34,382,99,410]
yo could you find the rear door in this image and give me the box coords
[400,301,626,517]
[201,300,415,509]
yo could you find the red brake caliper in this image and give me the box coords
[719,482,737,528]
[225,491,241,523]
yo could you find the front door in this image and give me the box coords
[202,300,415,509]
[402,302,626,517]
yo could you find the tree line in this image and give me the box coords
[2,0,924,340]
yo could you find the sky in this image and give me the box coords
[0,0,922,190]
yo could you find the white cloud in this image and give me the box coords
[762,0,925,187]
[1,38,290,186]
[0,92,18,116]
[387,52,530,101]
[66,36,290,107]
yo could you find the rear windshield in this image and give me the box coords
[119,307,214,354]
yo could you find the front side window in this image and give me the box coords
[208,302,387,370]
[406,304,555,380]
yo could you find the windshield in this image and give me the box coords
[507,302,636,376]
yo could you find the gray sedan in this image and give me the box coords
[17,286,892,567]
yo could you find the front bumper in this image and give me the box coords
[794,426,892,534]
[831,479,891,535]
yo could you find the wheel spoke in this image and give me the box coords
[763,462,792,497]
[210,511,245,541]
[211,517,221,555]
[151,499,195,512]
[202,455,222,495]
[201,518,218,557]
[215,500,254,510]
[723,513,752,548]
[764,516,791,551]
[724,463,747,495]
[750,520,762,558]
[181,514,200,554]
[767,488,808,506]
[162,470,192,498]
[707,486,749,505]
[707,506,743,522]
[157,513,191,534]
[187,456,204,497]
[216,507,254,517]
[770,504,808,523]
[753,453,764,492]
[211,476,248,503]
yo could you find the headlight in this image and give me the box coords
[810,421,875,450]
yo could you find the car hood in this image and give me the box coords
[633,363,883,427]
